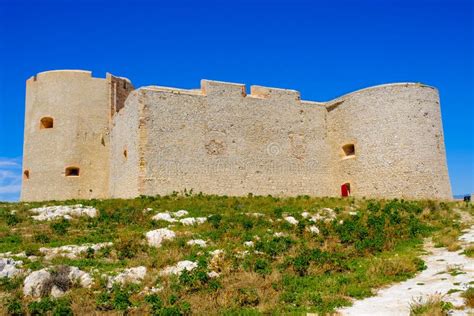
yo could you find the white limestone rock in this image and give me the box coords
[152,210,189,223]
[0,258,23,278]
[284,216,299,225]
[273,232,288,237]
[152,212,177,223]
[180,217,207,226]
[30,204,97,221]
[68,266,93,288]
[23,269,51,297]
[186,239,207,247]
[146,228,176,247]
[245,212,265,218]
[244,241,254,247]
[309,208,337,223]
[23,266,92,297]
[160,260,198,276]
[173,210,189,218]
[207,271,220,278]
[306,225,320,234]
[39,242,112,260]
[107,266,147,288]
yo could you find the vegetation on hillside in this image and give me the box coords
[0,194,471,315]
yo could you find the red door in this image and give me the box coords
[341,183,350,197]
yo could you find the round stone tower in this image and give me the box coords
[327,83,452,199]
[21,70,111,201]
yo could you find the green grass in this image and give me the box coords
[0,195,471,314]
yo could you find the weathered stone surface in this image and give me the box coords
[186,239,207,247]
[179,217,207,226]
[0,258,23,278]
[29,204,97,221]
[146,228,176,247]
[23,266,92,297]
[107,266,147,288]
[160,261,198,276]
[39,242,112,259]
[284,216,299,225]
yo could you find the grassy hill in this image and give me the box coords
[0,194,471,315]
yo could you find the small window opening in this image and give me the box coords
[65,167,80,177]
[342,144,355,156]
[23,170,30,180]
[341,183,351,197]
[40,117,54,129]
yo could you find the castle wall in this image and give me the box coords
[326,83,452,199]
[21,69,452,201]
[110,80,333,198]
[21,70,111,201]
[109,90,142,198]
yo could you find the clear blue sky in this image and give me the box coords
[0,0,472,201]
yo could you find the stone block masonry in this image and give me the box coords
[21,70,452,201]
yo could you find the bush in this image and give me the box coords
[146,294,191,315]
[254,258,272,276]
[409,294,452,315]
[50,218,71,235]
[115,233,145,260]
[5,296,24,316]
[28,297,72,316]
[236,288,259,307]
[33,233,50,244]
[462,287,474,308]
[0,276,23,291]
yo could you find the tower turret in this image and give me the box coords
[21,70,132,201]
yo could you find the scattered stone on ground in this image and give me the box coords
[245,212,265,218]
[39,242,112,260]
[179,217,207,226]
[174,210,189,218]
[160,260,198,276]
[284,216,299,225]
[207,271,220,278]
[29,204,97,221]
[306,225,320,234]
[0,258,23,278]
[107,266,147,288]
[141,286,163,294]
[309,207,336,222]
[146,228,176,247]
[23,266,92,297]
[0,251,27,258]
[339,218,474,315]
[152,212,177,223]
[244,241,255,247]
[301,211,310,219]
[186,239,207,247]
[349,211,358,216]
[152,210,190,223]
[273,232,288,237]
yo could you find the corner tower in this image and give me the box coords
[327,83,452,199]
[21,70,133,201]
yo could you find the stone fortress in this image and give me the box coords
[21,70,452,201]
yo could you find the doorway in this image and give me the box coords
[341,183,351,197]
